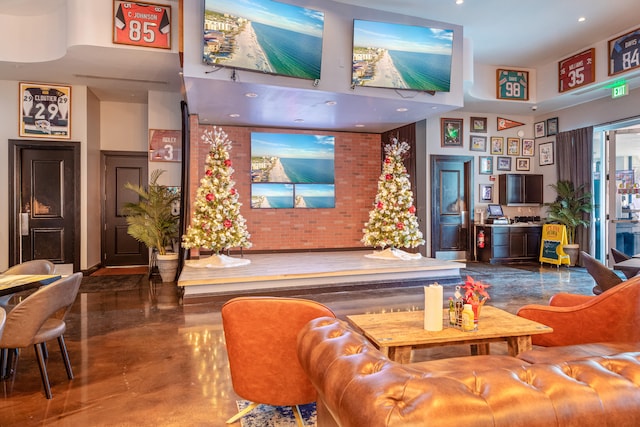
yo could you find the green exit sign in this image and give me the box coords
[612,83,629,99]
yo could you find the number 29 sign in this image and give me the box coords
[496,69,529,101]
[19,82,71,139]
[113,1,171,49]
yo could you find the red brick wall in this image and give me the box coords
[188,116,381,252]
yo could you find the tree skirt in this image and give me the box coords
[185,254,251,268]
[236,400,316,427]
[365,247,422,260]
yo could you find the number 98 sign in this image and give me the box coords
[496,69,529,101]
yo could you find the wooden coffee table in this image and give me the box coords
[346,305,553,363]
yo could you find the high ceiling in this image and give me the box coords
[1,0,639,132]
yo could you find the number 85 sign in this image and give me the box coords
[496,69,529,101]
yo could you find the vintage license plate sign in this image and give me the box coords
[149,129,181,162]
[19,82,71,139]
[113,1,171,49]
[609,28,640,76]
[558,48,595,93]
[496,69,529,101]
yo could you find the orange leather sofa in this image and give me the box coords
[297,317,640,427]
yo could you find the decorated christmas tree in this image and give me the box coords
[182,127,252,267]
[362,138,424,258]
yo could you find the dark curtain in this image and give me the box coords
[555,126,593,251]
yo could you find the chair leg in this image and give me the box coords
[226,401,259,424]
[57,335,74,380]
[1,348,19,379]
[292,405,305,427]
[34,343,52,399]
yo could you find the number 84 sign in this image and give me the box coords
[496,69,529,101]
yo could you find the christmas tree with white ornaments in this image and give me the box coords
[182,127,251,265]
[362,138,424,256]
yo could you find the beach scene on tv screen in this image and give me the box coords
[352,19,453,92]
[203,0,324,80]
[250,132,335,209]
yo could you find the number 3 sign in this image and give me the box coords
[113,1,171,49]
[496,69,529,101]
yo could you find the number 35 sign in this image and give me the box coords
[113,1,171,49]
[559,48,595,93]
[496,69,529,101]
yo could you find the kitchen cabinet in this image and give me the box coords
[475,224,542,263]
[498,174,543,205]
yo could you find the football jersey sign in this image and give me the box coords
[558,48,595,93]
[19,82,71,139]
[608,27,640,76]
[496,69,529,101]
[113,1,171,49]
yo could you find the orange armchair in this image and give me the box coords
[221,296,335,426]
[517,275,640,346]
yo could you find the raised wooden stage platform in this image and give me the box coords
[178,251,464,303]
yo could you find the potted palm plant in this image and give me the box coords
[545,180,592,266]
[122,169,181,282]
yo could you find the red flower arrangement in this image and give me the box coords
[462,275,490,306]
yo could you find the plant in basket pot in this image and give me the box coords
[462,276,490,321]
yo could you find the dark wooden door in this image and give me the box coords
[431,155,473,260]
[9,140,80,270]
[102,152,148,266]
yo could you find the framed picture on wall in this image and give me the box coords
[534,121,546,138]
[441,118,463,147]
[522,138,535,156]
[507,138,520,155]
[19,82,71,139]
[469,135,487,152]
[479,156,493,174]
[546,117,559,136]
[490,136,504,155]
[539,142,555,166]
[479,184,493,202]
[471,116,487,133]
[516,157,530,171]
[497,156,511,171]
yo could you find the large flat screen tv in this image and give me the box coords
[352,19,453,92]
[203,0,324,80]
[251,132,335,209]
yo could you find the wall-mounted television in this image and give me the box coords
[251,132,335,209]
[203,0,324,80]
[352,19,453,92]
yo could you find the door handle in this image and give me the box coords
[20,212,29,236]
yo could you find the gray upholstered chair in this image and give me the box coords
[0,272,82,399]
[580,251,623,295]
[0,260,56,309]
[610,248,634,278]
[221,297,335,426]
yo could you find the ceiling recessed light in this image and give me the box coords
[229,113,240,118]
[578,17,586,22]
[396,107,408,112]
[294,118,304,123]
[456,0,464,4]
[245,92,258,98]
[355,124,365,128]
[325,100,337,106]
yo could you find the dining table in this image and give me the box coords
[0,274,61,297]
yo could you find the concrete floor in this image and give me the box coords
[0,261,601,426]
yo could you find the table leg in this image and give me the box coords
[507,336,532,356]
[387,346,412,364]
[470,343,490,355]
